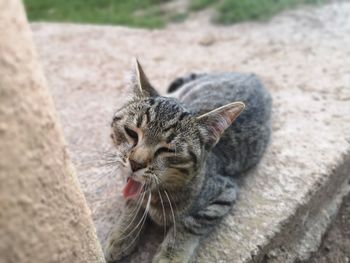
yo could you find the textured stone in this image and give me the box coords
[32,2,350,262]
[0,1,104,263]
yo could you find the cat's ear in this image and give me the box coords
[131,58,159,98]
[197,102,245,146]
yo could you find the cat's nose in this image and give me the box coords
[129,159,147,172]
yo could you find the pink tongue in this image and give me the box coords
[123,178,142,199]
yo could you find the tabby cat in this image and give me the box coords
[104,60,272,263]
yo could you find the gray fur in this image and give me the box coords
[104,62,272,263]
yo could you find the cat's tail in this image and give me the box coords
[167,73,206,93]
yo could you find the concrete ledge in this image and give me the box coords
[32,2,350,262]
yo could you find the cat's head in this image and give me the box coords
[111,60,244,199]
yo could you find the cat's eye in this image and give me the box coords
[124,126,138,144]
[155,147,175,157]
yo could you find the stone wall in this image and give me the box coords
[0,1,105,262]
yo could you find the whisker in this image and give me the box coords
[70,145,126,169]
[85,165,120,187]
[115,190,149,241]
[163,190,179,216]
[119,192,152,254]
[120,189,146,235]
[152,173,160,185]
[157,186,167,240]
[156,176,179,215]
[164,189,177,254]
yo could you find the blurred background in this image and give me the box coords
[24,0,327,28]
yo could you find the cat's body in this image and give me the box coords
[164,72,272,232]
[170,72,271,177]
[105,61,271,263]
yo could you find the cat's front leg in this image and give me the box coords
[153,180,237,263]
[105,200,149,262]
[152,224,201,263]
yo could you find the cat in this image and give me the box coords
[104,59,272,263]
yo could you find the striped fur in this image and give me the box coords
[105,60,272,263]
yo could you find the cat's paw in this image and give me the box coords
[104,239,124,263]
[152,251,185,263]
[152,255,188,263]
[152,252,170,263]
[152,248,193,263]
[104,232,137,262]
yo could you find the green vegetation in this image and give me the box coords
[168,12,188,23]
[24,0,172,28]
[216,0,325,24]
[189,0,325,23]
[24,0,326,28]
[189,0,217,11]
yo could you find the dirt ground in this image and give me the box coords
[307,191,350,263]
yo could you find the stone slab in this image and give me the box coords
[31,3,350,262]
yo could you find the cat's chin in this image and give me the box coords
[123,177,143,200]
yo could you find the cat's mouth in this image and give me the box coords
[123,177,143,199]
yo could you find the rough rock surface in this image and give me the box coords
[32,2,350,262]
[0,1,104,263]
[308,191,350,263]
